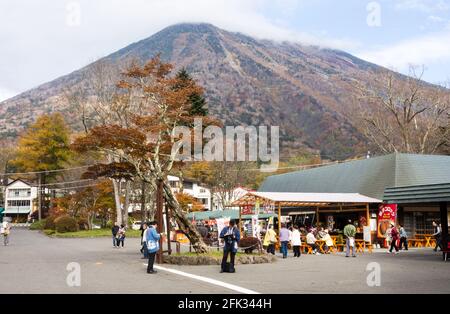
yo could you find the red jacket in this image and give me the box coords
[391,227,400,240]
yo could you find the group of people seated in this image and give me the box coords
[262,224,335,257]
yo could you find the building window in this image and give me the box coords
[199,198,208,205]
[199,188,206,193]
[169,181,178,188]
[8,188,31,198]
[7,200,31,207]
[184,182,193,190]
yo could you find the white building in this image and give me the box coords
[212,187,253,211]
[3,179,38,218]
[168,175,212,211]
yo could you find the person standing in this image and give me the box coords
[263,225,277,255]
[279,224,290,259]
[219,220,241,273]
[111,222,120,248]
[399,224,408,251]
[291,225,302,258]
[389,223,400,254]
[117,224,126,248]
[146,221,162,274]
[432,221,442,252]
[2,221,11,246]
[344,220,356,258]
[141,223,149,259]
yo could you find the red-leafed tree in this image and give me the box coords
[73,56,216,253]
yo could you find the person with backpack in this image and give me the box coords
[344,220,356,258]
[389,223,400,254]
[146,221,163,274]
[219,220,241,273]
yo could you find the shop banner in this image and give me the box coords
[378,204,397,221]
[251,215,259,238]
[377,204,398,238]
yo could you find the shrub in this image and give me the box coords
[29,219,46,230]
[44,215,59,230]
[106,220,113,229]
[239,237,261,254]
[55,215,78,233]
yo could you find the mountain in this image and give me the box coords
[0,23,417,159]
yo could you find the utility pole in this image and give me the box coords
[38,173,42,221]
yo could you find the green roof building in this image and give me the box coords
[259,153,450,200]
[259,153,450,243]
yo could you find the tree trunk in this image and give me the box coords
[162,180,208,253]
[140,180,146,222]
[112,179,122,226]
[123,181,131,227]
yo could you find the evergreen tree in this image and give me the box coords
[176,68,208,116]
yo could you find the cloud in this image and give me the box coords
[357,29,450,79]
[0,0,358,98]
[394,0,450,12]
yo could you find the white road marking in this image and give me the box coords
[144,264,260,294]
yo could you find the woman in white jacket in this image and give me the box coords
[291,225,302,258]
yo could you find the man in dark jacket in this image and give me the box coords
[219,220,241,273]
[112,222,120,248]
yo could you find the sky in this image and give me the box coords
[1,0,450,101]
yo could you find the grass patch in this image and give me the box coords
[41,228,141,238]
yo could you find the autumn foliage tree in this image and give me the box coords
[73,56,217,253]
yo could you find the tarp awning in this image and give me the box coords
[231,192,382,207]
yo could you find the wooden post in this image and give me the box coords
[316,207,319,226]
[166,201,171,255]
[366,204,370,227]
[156,179,164,264]
[278,203,282,230]
[278,203,282,245]
[239,206,243,236]
[440,202,448,260]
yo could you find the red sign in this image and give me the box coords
[241,205,253,215]
[378,204,397,221]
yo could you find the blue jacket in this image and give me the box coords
[146,227,161,253]
[220,226,241,253]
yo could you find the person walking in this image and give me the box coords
[344,220,356,258]
[141,222,149,259]
[219,220,241,273]
[291,225,302,258]
[279,224,290,259]
[263,225,277,255]
[389,223,400,254]
[111,222,120,248]
[146,221,162,274]
[399,224,408,251]
[117,224,126,248]
[432,221,442,252]
[1,221,11,246]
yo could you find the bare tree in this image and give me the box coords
[352,66,449,154]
